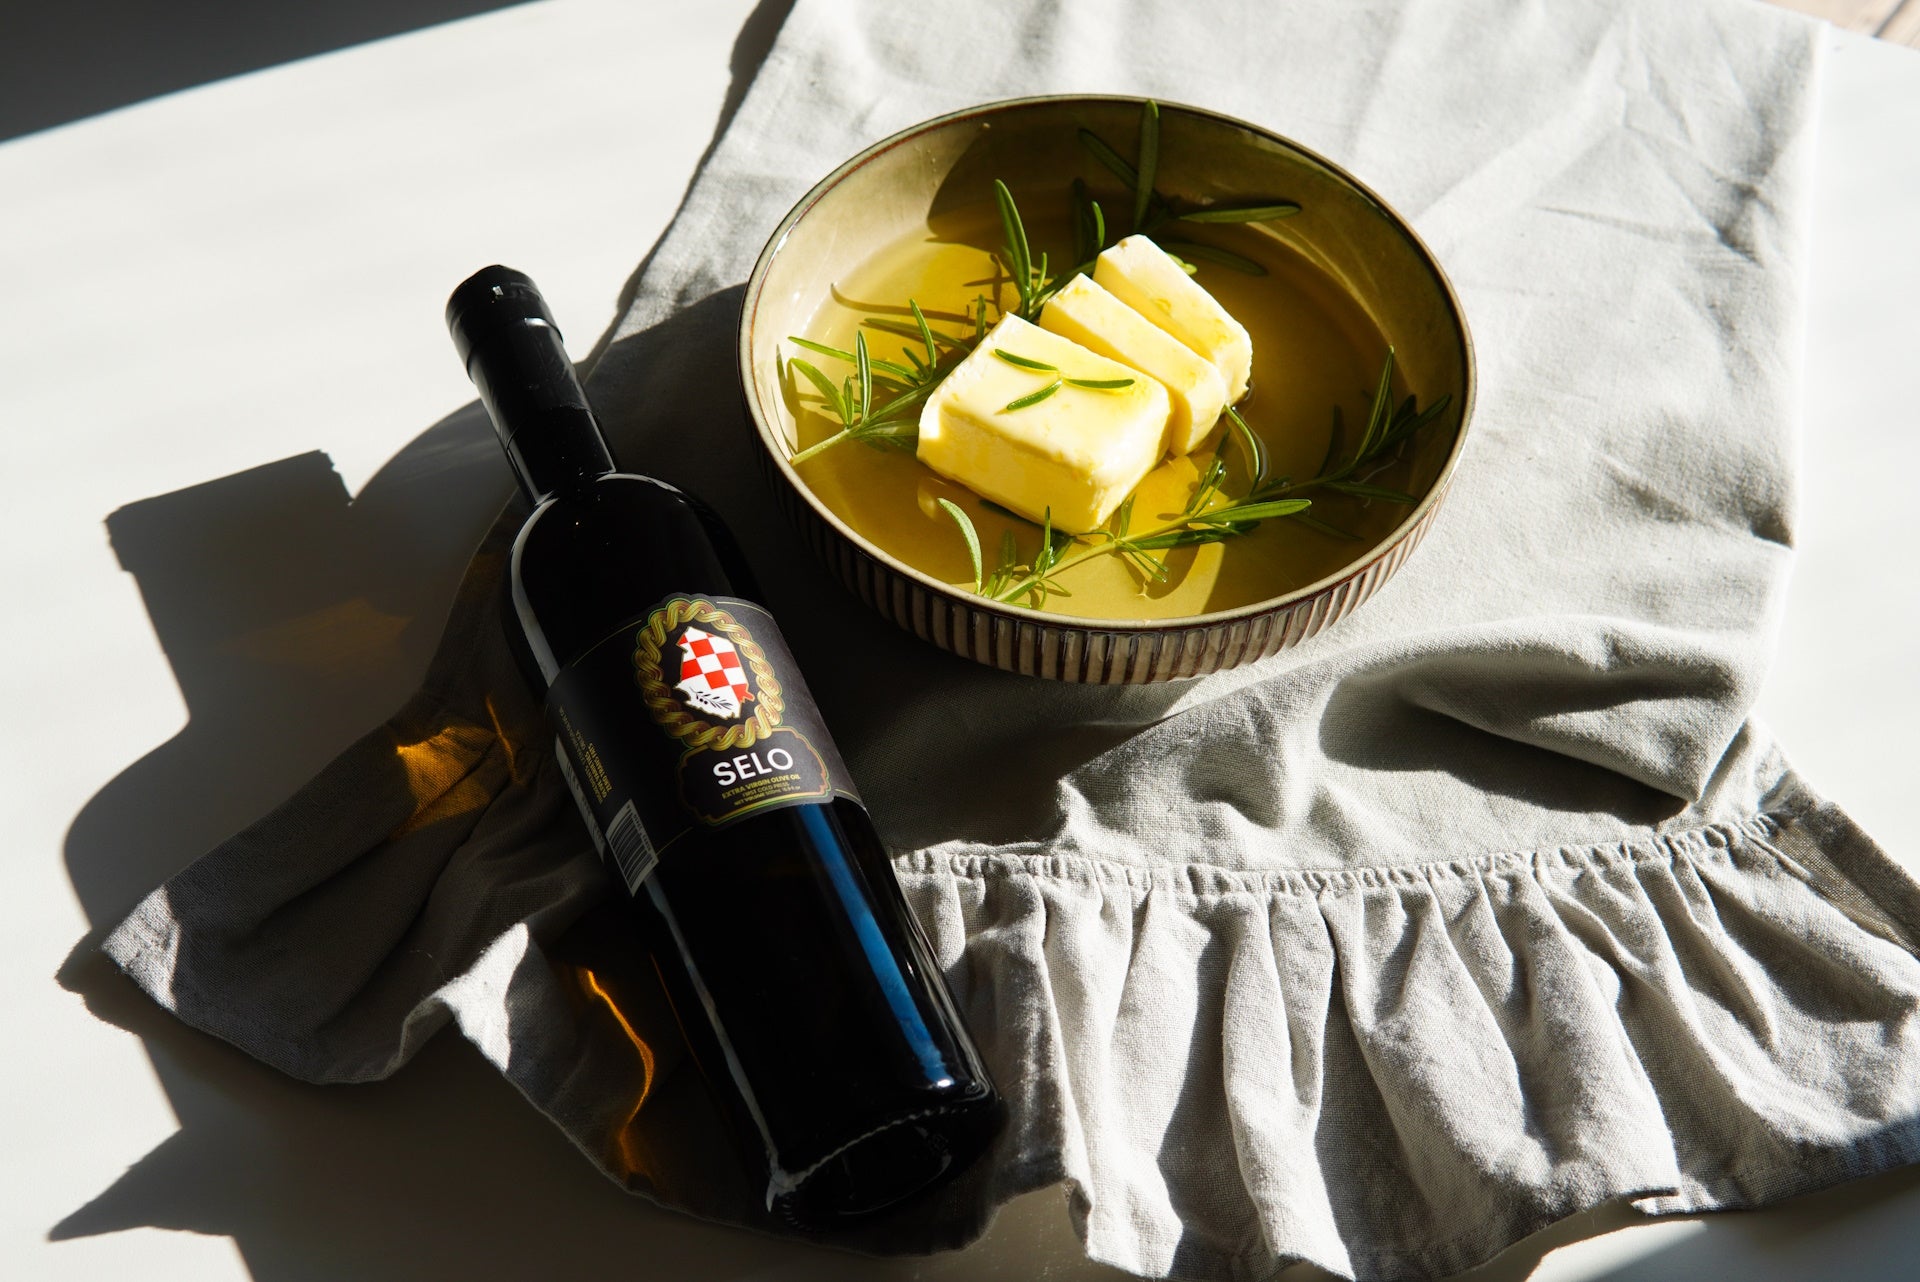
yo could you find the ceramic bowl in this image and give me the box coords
[738,96,1473,683]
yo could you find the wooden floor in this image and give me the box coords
[1774,0,1920,44]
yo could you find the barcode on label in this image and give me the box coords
[605,800,657,893]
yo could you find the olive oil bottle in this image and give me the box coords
[447,265,1003,1227]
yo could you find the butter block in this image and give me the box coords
[1040,273,1229,457]
[1093,235,1252,404]
[916,314,1171,535]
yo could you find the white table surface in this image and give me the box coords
[4,3,1916,1279]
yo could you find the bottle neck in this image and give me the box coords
[495,405,616,504]
[448,266,619,503]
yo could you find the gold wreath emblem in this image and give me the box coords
[632,598,786,750]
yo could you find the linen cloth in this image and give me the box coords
[103,0,1920,1278]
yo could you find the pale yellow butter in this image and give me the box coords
[1093,235,1252,404]
[915,314,1171,535]
[1040,273,1228,457]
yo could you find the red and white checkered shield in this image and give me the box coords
[673,625,753,720]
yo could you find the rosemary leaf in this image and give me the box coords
[1159,239,1268,276]
[1064,376,1135,390]
[864,316,969,351]
[1185,454,1228,516]
[869,358,919,382]
[1322,480,1416,504]
[855,330,873,423]
[1357,346,1396,462]
[788,336,856,363]
[865,380,938,418]
[1177,201,1301,224]
[1038,509,1057,571]
[1078,127,1138,188]
[1379,392,1452,453]
[1223,405,1266,490]
[1133,100,1160,233]
[850,420,920,441]
[1211,497,1312,522]
[1291,512,1360,540]
[1129,525,1248,550]
[994,179,1034,314]
[910,299,938,369]
[1123,549,1171,582]
[1002,379,1063,412]
[984,527,1021,597]
[787,428,850,466]
[789,357,849,424]
[936,498,984,592]
[994,349,1059,372]
[1319,405,1345,477]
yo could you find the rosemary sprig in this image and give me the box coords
[977,481,1300,603]
[1076,100,1299,276]
[788,324,963,464]
[987,509,1074,608]
[1124,495,1313,550]
[992,347,1135,409]
[945,348,1454,602]
[1248,347,1453,504]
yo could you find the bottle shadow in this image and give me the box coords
[50,262,1175,1280]
[49,407,682,1280]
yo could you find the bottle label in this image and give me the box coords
[546,594,860,893]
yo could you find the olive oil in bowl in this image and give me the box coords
[785,205,1443,621]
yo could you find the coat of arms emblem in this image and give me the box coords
[673,624,754,720]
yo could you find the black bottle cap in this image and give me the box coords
[446,265,565,371]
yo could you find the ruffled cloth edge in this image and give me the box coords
[892,766,1920,1282]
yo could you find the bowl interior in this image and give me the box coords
[741,97,1471,628]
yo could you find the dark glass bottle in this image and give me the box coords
[447,266,1002,1228]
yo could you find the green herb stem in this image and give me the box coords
[987,491,1312,605]
[789,427,854,466]
[1001,379,1063,412]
